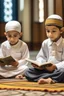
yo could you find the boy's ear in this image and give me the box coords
[61,27,64,34]
[4,32,6,36]
[19,32,22,38]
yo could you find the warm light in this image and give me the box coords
[3,0,13,22]
[39,0,44,22]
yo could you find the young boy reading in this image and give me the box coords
[0,21,29,79]
[24,14,64,84]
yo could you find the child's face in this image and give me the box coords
[5,31,21,45]
[45,26,62,42]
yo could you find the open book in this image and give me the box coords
[26,58,53,67]
[0,56,16,65]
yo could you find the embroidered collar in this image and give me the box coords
[49,37,63,46]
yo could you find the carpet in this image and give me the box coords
[0,79,64,92]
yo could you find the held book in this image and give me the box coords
[0,56,16,65]
[25,58,53,67]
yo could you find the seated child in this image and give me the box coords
[24,14,64,84]
[0,21,29,79]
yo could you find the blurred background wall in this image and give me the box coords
[0,0,64,50]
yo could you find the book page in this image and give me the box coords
[25,58,53,67]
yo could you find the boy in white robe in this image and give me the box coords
[0,21,29,78]
[24,14,64,84]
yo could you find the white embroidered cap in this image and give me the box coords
[47,14,62,20]
[5,21,21,33]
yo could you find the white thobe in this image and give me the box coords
[36,37,64,70]
[0,40,29,77]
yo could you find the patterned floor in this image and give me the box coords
[0,90,64,96]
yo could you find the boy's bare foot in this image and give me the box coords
[15,75,25,79]
[38,78,55,84]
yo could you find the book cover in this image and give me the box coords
[0,56,16,65]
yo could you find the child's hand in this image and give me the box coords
[10,61,18,67]
[45,64,56,72]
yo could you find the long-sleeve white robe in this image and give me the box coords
[36,37,64,69]
[0,40,29,77]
